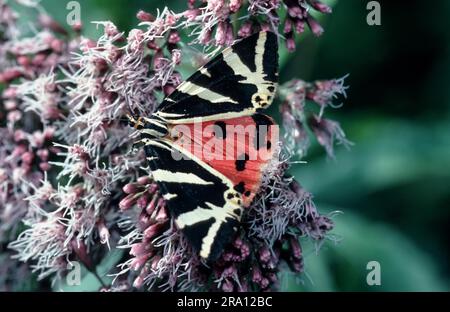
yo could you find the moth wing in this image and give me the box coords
[155,31,278,123]
[144,139,243,262]
[171,113,278,207]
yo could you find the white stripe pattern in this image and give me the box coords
[152,169,214,185]
[177,81,238,104]
[222,32,272,95]
[163,193,178,200]
[176,202,240,258]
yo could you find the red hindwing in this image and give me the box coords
[170,114,278,207]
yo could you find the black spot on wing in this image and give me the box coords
[235,153,249,171]
[234,181,245,194]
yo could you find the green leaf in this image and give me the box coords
[293,118,450,201]
[280,210,449,291]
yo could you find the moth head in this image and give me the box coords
[126,114,145,130]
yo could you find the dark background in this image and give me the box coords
[15,0,450,291]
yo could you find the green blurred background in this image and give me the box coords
[24,0,450,291]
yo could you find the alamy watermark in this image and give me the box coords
[66,261,81,286]
[66,1,81,26]
[366,1,381,26]
[366,260,381,286]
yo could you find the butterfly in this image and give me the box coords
[127,31,279,262]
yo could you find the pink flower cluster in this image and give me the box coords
[0,0,347,292]
[184,0,332,52]
[280,75,352,158]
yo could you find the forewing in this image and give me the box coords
[144,139,243,262]
[155,31,278,123]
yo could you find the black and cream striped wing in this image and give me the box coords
[144,139,243,262]
[155,31,278,123]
